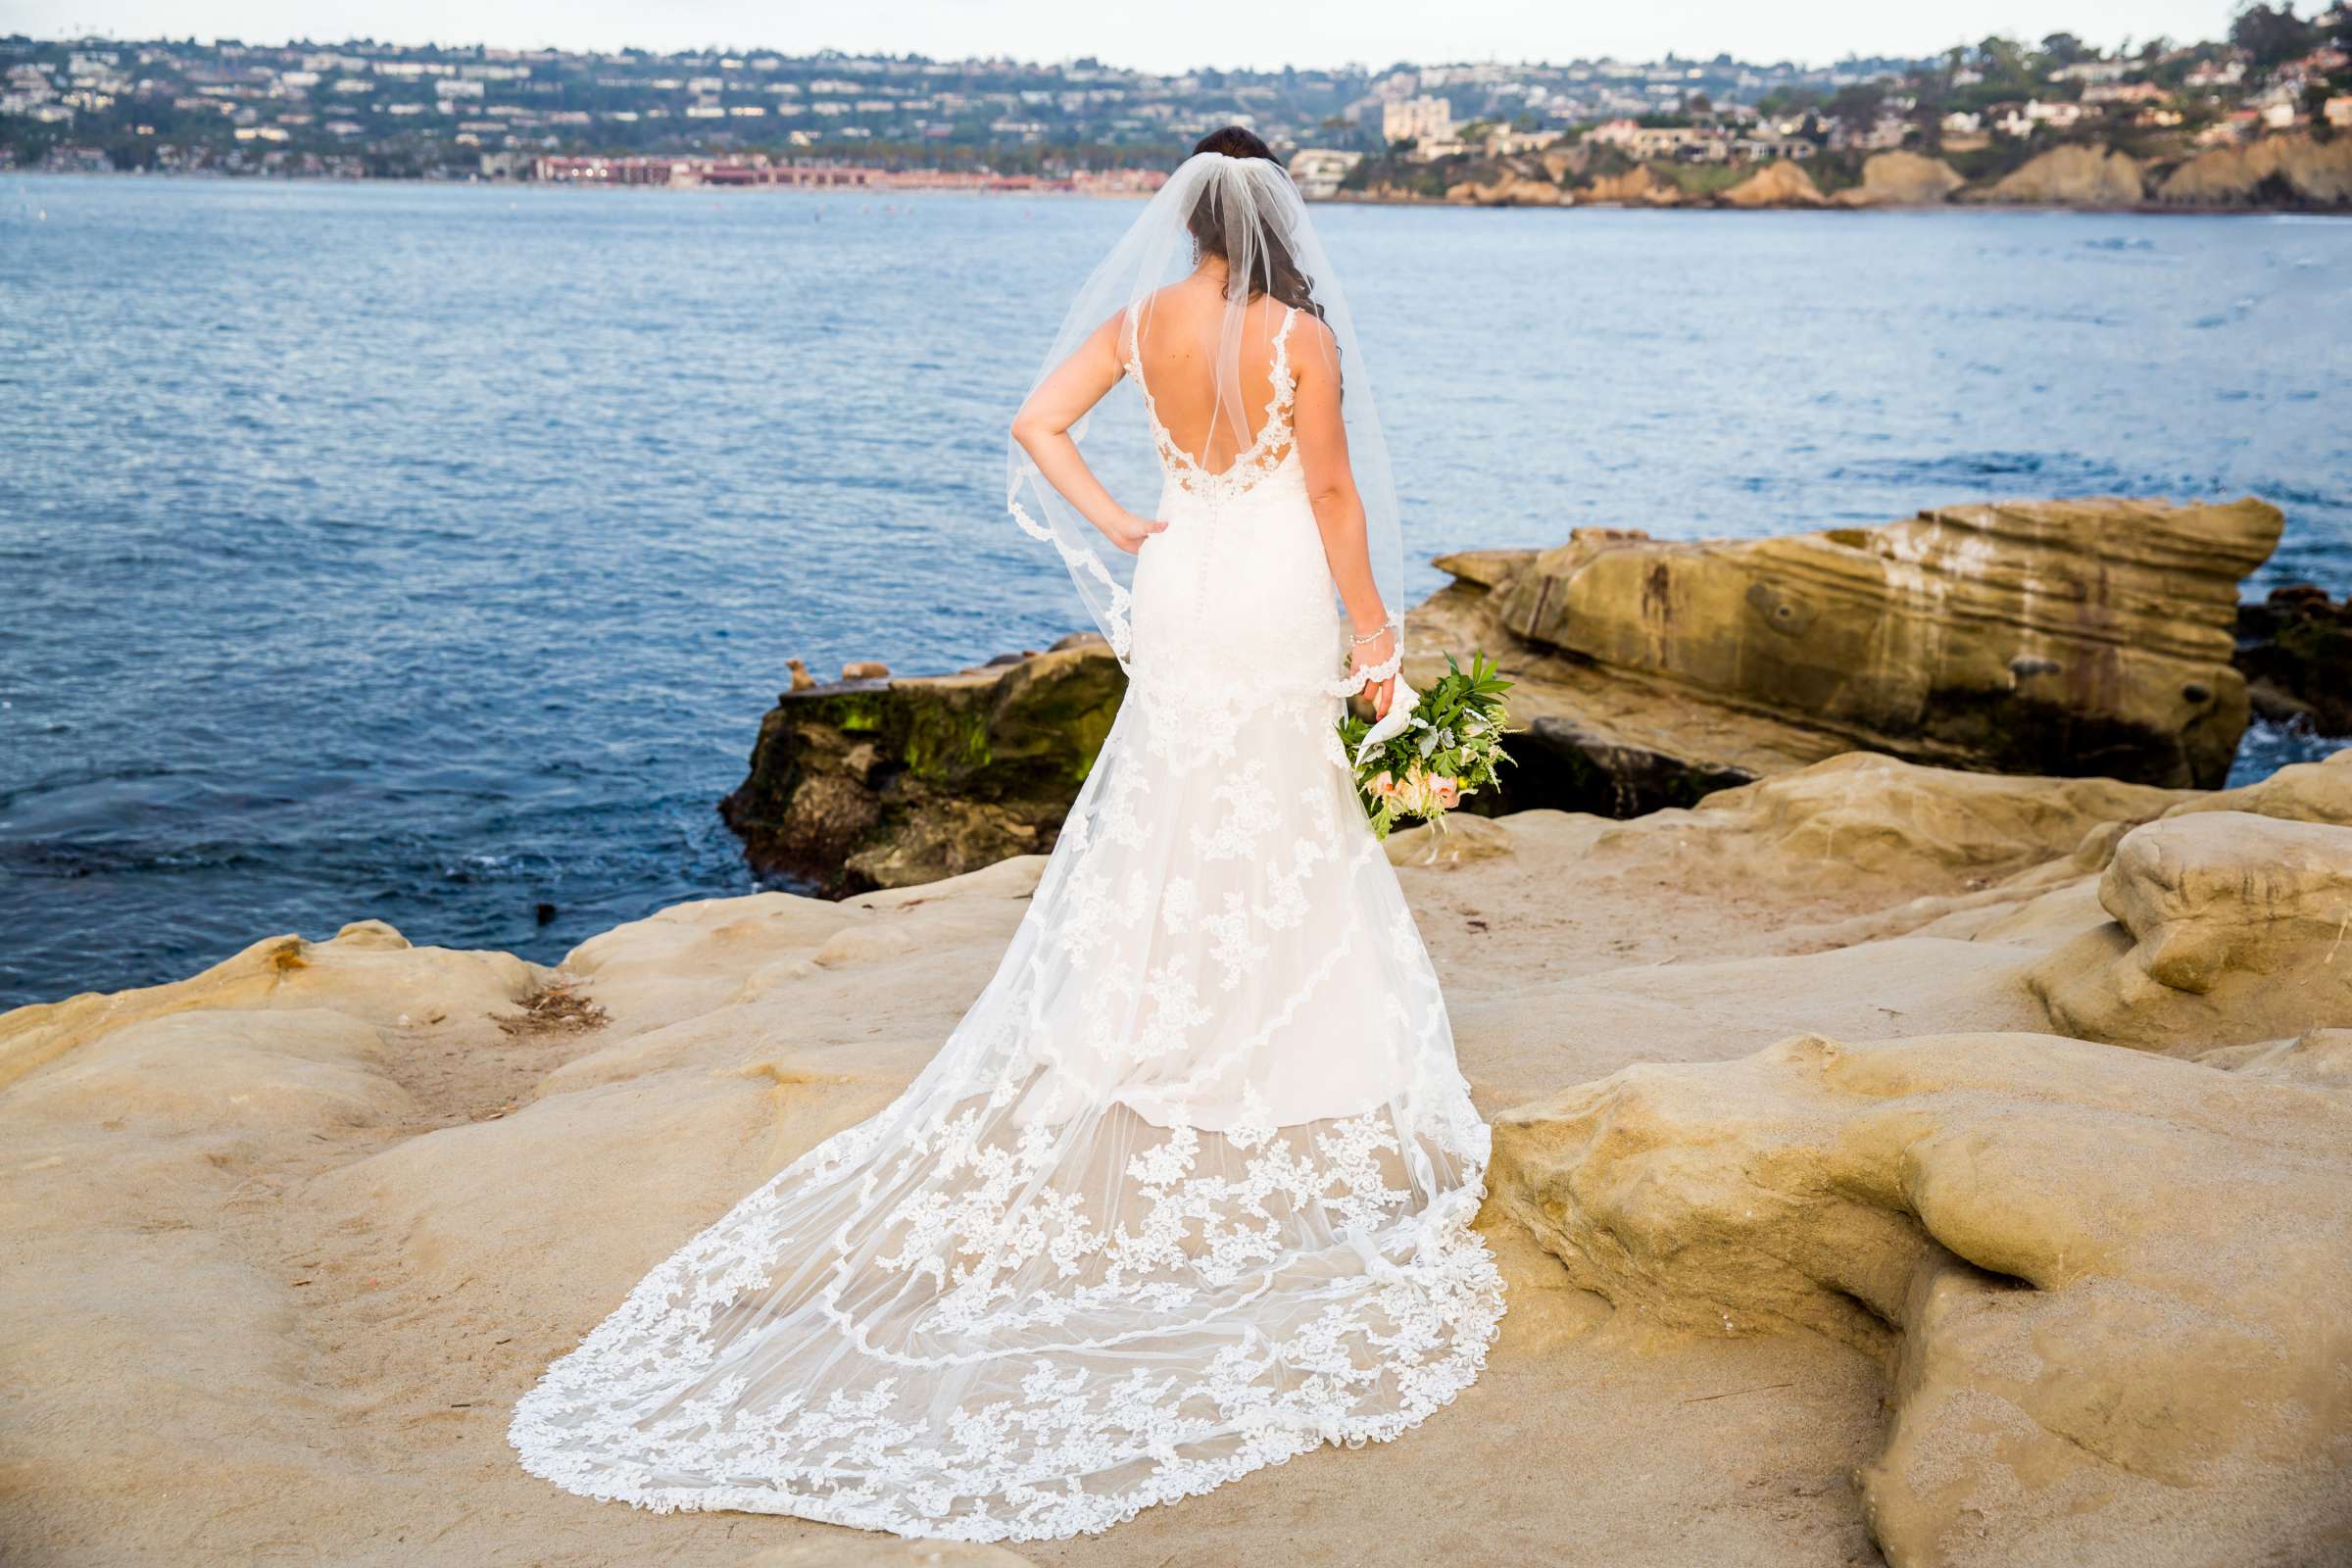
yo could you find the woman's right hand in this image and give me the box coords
[1348,624,1398,720]
[1100,510,1168,555]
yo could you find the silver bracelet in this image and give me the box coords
[1348,624,1393,646]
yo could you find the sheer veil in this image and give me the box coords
[1005,151,1404,665]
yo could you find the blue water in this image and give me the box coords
[3,176,2348,1008]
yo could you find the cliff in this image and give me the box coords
[1832,150,1967,207]
[2155,133,2352,208]
[1970,143,2148,206]
[1408,134,2349,213]
[8,747,2349,1566]
[1718,159,1826,208]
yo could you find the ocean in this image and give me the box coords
[2,174,2347,1007]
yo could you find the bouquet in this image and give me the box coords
[1338,652,1514,840]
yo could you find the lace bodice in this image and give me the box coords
[1125,300,1299,504]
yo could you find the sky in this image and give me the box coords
[0,0,2250,73]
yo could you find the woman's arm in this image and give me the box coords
[1011,313,1165,554]
[1292,318,1396,717]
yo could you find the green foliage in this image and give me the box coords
[1337,653,1514,841]
[1663,162,1749,196]
[2231,3,2321,70]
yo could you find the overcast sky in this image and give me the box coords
[1,0,2249,73]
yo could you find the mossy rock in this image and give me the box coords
[720,639,1126,893]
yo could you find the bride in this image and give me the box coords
[510,126,1505,1544]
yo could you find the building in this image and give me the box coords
[1380,94,1452,147]
[2328,95,2352,130]
[2185,59,2247,89]
[1483,127,1563,157]
[2082,81,2168,106]
[1734,134,1814,161]
[1288,146,1362,199]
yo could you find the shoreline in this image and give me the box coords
[13,166,2352,217]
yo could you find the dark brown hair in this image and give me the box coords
[1186,127,1326,325]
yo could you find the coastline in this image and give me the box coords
[18,168,2352,216]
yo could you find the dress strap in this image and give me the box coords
[1122,301,1144,379]
[1267,305,1299,424]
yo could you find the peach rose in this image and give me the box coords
[1431,775,1460,809]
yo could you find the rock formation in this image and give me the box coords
[1484,1028,2352,1567]
[1833,151,1966,207]
[1972,144,2146,206]
[2155,133,2352,209]
[720,635,1124,893]
[10,744,2352,1565]
[1445,168,1567,206]
[1409,497,2282,815]
[2028,763,2352,1050]
[1578,165,1683,205]
[1718,160,1826,208]
[2237,584,2352,734]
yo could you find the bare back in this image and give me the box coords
[1126,281,1297,476]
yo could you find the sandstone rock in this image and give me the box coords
[1973,144,2146,206]
[1595,753,2183,895]
[2235,584,2352,734]
[1580,165,1683,205]
[1411,498,2281,808]
[2155,133,2352,209]
[1485,1030,2352,1566]
[14,748,2352,1565]
[2027,810,2352,1050]
[720,638,1124,893]
[1718,160,1825,208]
[1833,151,1965,207]
[1446,170,1565,206]
[0,922,541,1092]
[2166,746,2352,828]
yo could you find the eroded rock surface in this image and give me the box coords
[14,749,2352,1565]
[1410,497,2281,813]
[2155,133,2352,209]
[1720,160,1825,208]
[1973,144,2146,206]
[2029,808,2352,1050]
[1485,1030,2352,1566]
[1834,151,1965,207]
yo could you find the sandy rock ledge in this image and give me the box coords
[6,751,2352,1565]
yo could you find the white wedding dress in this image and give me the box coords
[510,300,1505,1544]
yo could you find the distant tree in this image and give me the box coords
[1828,81,1886,129]
[2230,2,2319,69]
[2040,31,2091,63]
[1974,35,2033,88]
